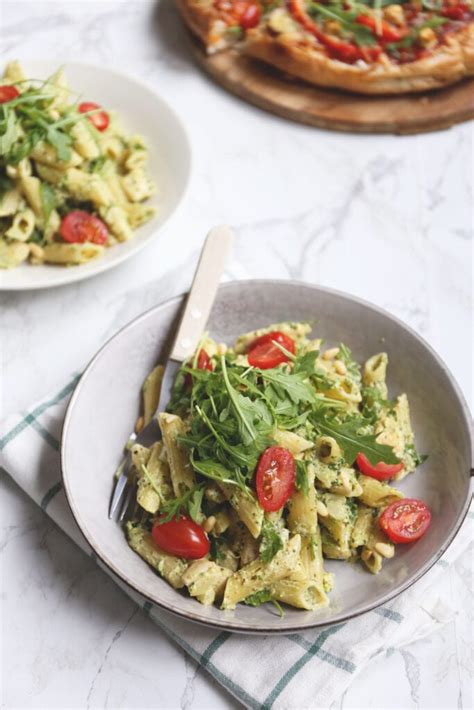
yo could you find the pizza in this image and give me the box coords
[176,0,474,93]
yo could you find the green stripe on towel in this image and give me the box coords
[0,375,80,451]
[374,607,403,623]
[40,480,63,510]
[287,634,355,673]
[262,625,344,708]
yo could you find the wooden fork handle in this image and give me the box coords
[169,225,234,362]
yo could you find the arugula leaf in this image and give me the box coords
[312,413,400,465]
[386,16,447,51]
[405,443,428,468]
[158,483,205,523]
[210,536,227,562]
[259,368,318,406]
[244,588,273,606]
[421,0,443,9]
[243,588,284,617]
[27,228,45,246]
[338,343,361,381]
[0,109,18,155]
[295,460,310,495]
[361,384,393,423]
[46,125,72,161]
[40,182,56,224]
[190,457,239,485]
[0,173,13,199]
[188,486,205,523]
[309,2,377,46]
[418,16,448,28]
[312,368,335,392]
[221,356,267,445]
[352,24,378,47]
[293,350,318,377]
[90,155,107,173]
[260,519,284,563]
[4,128,42,165]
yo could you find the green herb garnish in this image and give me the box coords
[260,519,284,562]
[243,588,284,617]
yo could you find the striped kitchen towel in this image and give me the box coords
[1,375,472,710]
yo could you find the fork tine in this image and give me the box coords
[108,471,129,520]
[119,483,135,522]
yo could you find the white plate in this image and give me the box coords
[0,61,192,291]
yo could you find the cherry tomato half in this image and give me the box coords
[379,499,431,544]
[239,3,261,28]
[256,446,296,512]
[185,349,213,388]
[229,0,261,28]
[248,331,296,369]
[197,349,213,371]
[60,210,109,245]
[78,101,110,132]
[0,85,19,104]
[152,516,210,559]
[356,452,404,481]
[442,2,469,19]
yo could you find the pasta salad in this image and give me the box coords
[123,323,431,613]
[0,61,156,269]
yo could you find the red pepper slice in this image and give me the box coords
[288,0,381,64]
[356,14,406,42]
[356,452,404,480]
[0,85,19,104]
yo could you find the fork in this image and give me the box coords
[108,225,234,521]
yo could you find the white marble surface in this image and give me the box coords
[1,1,472,708]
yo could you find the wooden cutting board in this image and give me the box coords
[188,32,474,134]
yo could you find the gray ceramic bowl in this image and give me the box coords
[61,280,472,633]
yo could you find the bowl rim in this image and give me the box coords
[61,278,473,634]
[0,59,193,292]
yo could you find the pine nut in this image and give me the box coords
[334,360,347,375]
[323,347,340,360]
[340,469,351,493]
[29,243,44,260]
[316,500,328,517]
[203,515,216,533]
[374,542,395,558]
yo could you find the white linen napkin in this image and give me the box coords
[1,375,472,710]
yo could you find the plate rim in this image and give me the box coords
[61,278,473,634]
[0,59,193,292]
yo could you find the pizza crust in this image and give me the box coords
[176,0,237,53]
[176,0,474,94]
[243,23,474,94]
[176,0,216,43]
